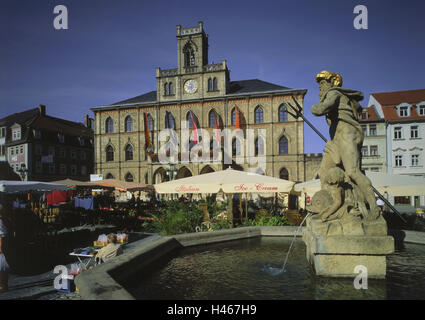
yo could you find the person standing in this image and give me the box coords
[0,204,10,292]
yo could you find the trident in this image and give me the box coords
[285,96,406,223]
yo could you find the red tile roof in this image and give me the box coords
[371,89,425,123]
[359,106,382,122]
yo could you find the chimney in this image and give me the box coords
[39,105,46,116]
[84,114,89,127]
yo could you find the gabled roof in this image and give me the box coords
[371,89,425,123]
[0,108,39,127]
[372,89,425,106]
[27,115,93,137]
[98,79,299,110]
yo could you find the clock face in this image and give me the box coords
[184,79,198,94]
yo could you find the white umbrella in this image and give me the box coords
[0,180,68,193]
[294,172,425,196]
[154,168,294,194]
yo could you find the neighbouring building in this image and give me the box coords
[92,22,321,184]
[366,88,425,207]
[0,105,94,181]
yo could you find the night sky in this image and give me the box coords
[1,0,424,153]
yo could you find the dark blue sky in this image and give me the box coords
[1,0,424,153]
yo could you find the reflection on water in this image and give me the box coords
[127,237,425,300]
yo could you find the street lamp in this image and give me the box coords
[18,163,28,181]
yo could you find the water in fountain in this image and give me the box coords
[262,212,312,276]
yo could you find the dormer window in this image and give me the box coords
[12,128,21,141]
[0,127,5,138]
[397,103,411,117]
[58,133,65,143]
[360,110,368,120]
[34,129,41,139]
[417,102,425,116]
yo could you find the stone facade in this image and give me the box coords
[93,22,318,184]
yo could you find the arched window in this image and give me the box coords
[164,83,169,96]
[209,110,217,127]
[279,136,288,155]
[278,104,288,122]
[184,44,195,67]
[105,117,114,133]
[232,138,241,157]
[255,137,264,156]
[125,144,133,161]
[231,108,237,126]
[213,78,218,91]
[208,78,213,92]
[106,145,114,162]
[254,106,264,124]
[106,173,114,179]
[187,111,197,129]
[125,172,134,182]
[280,168,289,180]
[165,112,176,129]
[169,82,174,95]
[125,116,133,132]
[147,114,154,131]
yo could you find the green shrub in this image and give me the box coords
[144,201,204,236]
[241,215,289,227]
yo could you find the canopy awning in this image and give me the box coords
[294,172,425,196]
[154,168,295,194]
[0,180,68,193]
[89,179,154,192]
[52,178,102,188]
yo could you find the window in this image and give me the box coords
[58,134,65,143]
[419,105,425,116]
[395,155,403,167]
[187,112,195,129]
[213,78,218,91]
[125,172,134,182]
[411,126,419,139]
[369,125,377,136]
[81,165,87,176]
[145,173,148,184]
[361,146,368,157]
[105,117,114,133]
[11,148,14,156]
[59,148,66,158]
[70,150,76,159]
[12,129,21,141]
[71,165,77,176]
[209,110,217,128]
[208,78,213,92]
[231,108,237,126]
[394,196,410,205]
[81,151,86,160]
[0,127,5,138]
[254,106,264,124]
[412,154,420,167]
[280,168,289,180]
[184,44,195,67]
[278,105,288,122]
[106,146,114,162]
[147,114,154,131]
[399,106,409,117]
[169,82,174,95]
[371,167,379,172]
[279,136,288,155]
[394,127,402,139]
[361,125,367,137]
[232,138,241,157]
[34,130,41,139]
[0,146,4,156]
[79,137,85,146]
[48,146,55,156]
[20,145,23,154]
[106,173,114,179]
[370,145,378,156]
[60,164,67,175]
[165,112,176,129]
[255,137,265,156]
[125,116,133,132]
[361,110,368,120]
[125,144,133,161]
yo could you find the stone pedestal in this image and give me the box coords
[303,215,394,279]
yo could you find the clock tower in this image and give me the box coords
[156,22,230,103]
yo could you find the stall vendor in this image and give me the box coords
[95,233,123,264]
